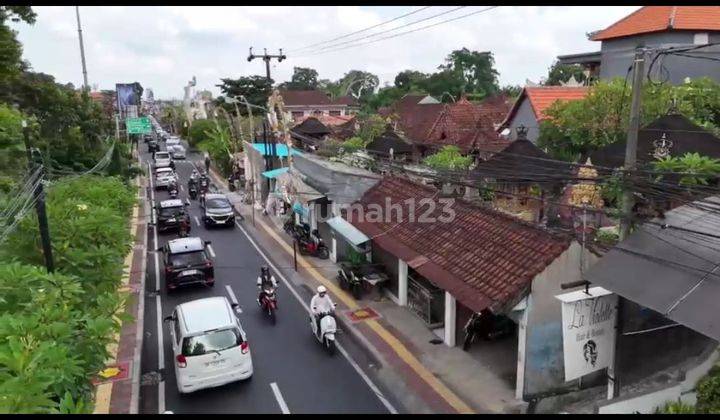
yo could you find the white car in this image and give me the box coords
[166,296,253,394]
[168,145,186,160]
[154,151,173,169]
[166,137,182,147]
[155,167,177,189]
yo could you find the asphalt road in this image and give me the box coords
[139,139,396,414]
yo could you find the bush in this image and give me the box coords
[0,175,135,412]
[655,399,695,414]
[697,365,720,414]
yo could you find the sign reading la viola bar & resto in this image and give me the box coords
[555,286,617,382]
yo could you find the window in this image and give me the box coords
[168,251,208,268]
[172,311,181,345]
[329,110,341,116]
[181,328,243,356]
[694,33,709,45]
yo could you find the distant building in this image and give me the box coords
[558,6,720,84]
[279,90,359,122]
[497,87,588,143]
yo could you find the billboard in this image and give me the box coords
[116,83,143,116]
[556,287,617,382]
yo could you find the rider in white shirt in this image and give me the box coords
[310,286,335,332]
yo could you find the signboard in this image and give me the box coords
[126,117,152,134]
[556,287,617,381]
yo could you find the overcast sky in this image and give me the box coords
[12,6,639,100]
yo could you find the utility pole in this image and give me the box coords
[75,6,89,91]
[609,47,646,401]
[247,47,286,82]
[22,120,54,273]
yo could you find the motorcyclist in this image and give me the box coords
[256,266,279,307]
[310,285,336,334]
[190,169,199,182]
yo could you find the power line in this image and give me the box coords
[286,6,433,54]
[292,6,499,58]
[291,6,466,57]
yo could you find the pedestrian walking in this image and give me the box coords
[204,153,211,173]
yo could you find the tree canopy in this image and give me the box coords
[537,77,720,162]
[279,67,319,90]
[544,61,587,86]
[216,75,273,115]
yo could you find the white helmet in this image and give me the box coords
[317,285,327,294]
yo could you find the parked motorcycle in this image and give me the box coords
[298,235,330,259]
[310,308,338,355]
[337,262,363,300]
[259,286,278,324]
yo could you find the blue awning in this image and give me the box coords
[262,167,289,179]
[327,216,369,246]
[292,202,307,216]
[251,143,302,157]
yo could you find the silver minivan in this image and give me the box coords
[165,296,253,394]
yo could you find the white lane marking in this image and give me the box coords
[149,161,166,415]
[207,244,216,258]
[193,215,200,226]
[179,184,184,192]
[225,285,242,314]
[235,221,398,414]
[270,382,290,414]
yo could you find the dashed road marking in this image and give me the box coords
[270,382,290,414]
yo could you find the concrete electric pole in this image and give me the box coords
[608,47,646,401]
[75,6,89,91]
[247,47,286,82]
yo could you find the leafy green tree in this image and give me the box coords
[364,85,407,111]
[279,67,319,90]
[216,76,273,115]
[499,84,522,99]
[197,122,233,176]
[544,61,587,86]
[438,48,500,98]
[0,104,27,180]
[537,77,720,162]
[356,113,386,144]
[653,152,720,186]
[188,119,217,148]
[394,70,428,91]
[0,6,35,85]
[423,145,473,171]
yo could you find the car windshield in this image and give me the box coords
[159,207,183,218]
[155,152,169,159]
[207,198,231,209]
[168,250,207,267]
[182,328,243,357]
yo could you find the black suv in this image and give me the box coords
[156,199,190,233]
[160,237,214,292]
[201,193,236,228]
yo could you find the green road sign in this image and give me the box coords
[126,117,152,134]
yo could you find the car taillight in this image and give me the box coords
[205,260,213,268]
[176,354,187,368]
[165,266,172,273]
[241,342,249,354]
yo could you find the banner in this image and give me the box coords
[556,287,617,381]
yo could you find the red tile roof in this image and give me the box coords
[591,6,720,41]
[418,98,510,154]
[279,90,332,106]
[332,95,359,106]
[346,176,571,313]
[297,113,354,127]
[498,87,588,131]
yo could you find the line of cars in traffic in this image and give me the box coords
[146,126,254,394]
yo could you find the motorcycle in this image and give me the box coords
[168,182,179,199]
[259,286,278,324]
[310,308,338,355]
[188,183,198,200]
[178,218,190,238]
[337,262,363,300]
[297,232,330,259]
[283,219,306,239]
